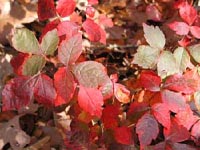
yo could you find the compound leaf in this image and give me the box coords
[41,29,59,56]
[12,28,40,54]
[143,23,165,49]
[34,74,56,107]
[54,67,76,106]
[133,45,160,69]
[56,0,76,17]
[22,55,46,76]
[78,85,103,117]
[58,33,82,66]
[136,113,159,146]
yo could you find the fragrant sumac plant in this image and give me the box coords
[2,0,200,149]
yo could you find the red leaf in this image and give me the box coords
[99,14,113,28]
[110,74,118,83]
[174,0,186,9]
[34,74,56,107]
[179,1,197,25]
[191,120,200,145]
[37,0,56,21]
[175,104,198,130]
[86,6,95,18]
[54,67,77,106]
[82,19,101,42]
[114,126,132,145]
[152,103,171,128]
[102,105,120,129]
[146,4,162,21]
[39,19,60,42]
[168,21,189,35]
[178,36,191,47]
[57,21,80,39]
[58,33,82,66]
[139,70,161,91]
[164,118,190,142]
[99,26,106,45]
[78,86,103,117]
[161,90,187,113]
[170,142,196,150]
[2,76,34,111]
[136,113,159,146]
[128,101,148,115]
[153,141,196,150]
[164,68,200,94]
[10,53,29,75]
[56,0,76,17]
[190,26,200,39]
[88,0,98,5]
[151,142,167,150]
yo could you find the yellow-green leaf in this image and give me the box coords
[22,55,46,76]
[41,29,59,56]
[12,28,40,54]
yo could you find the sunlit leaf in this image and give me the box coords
[157,51,179,79]
[58,33,82,66]
[168,21,189,35]
[173,47,190,73]
[179,1,197,25]
[133,45,160,69]
[82,19,101,42]
[139,70,161,91]
[194,91,200,111]
[161,90,187,113]
[188,44,200,63]
[163,68,200,94]
[78,85,103,117]
[41,29,59,56]
[73,61,105,88]
[190,26,200,39]
[143,23,165,49]
[12,28,40,54]
[56,0,76,17]
[175,105,198,130]
[73,61,113,98]
[152,103,170,128]
[57,21,80,39]
[114,83,130,103]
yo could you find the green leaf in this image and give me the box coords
[133,45,160,69]
[173,47,190,73]
[12,28,40,54]
[188,44,200,63]
[157,51,179,79]
[22,55,46,76]
[41,29,59,56]
[143,23,165,49]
